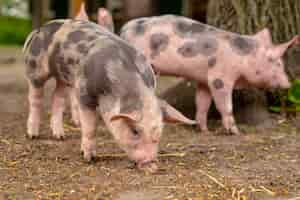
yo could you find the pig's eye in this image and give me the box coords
[131,127,140,138]
[276,62,281,67]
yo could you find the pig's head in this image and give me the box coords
[97,7,115,33]
[246,28,298,89]
[101,92,195,169]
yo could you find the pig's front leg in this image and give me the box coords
[27,81,44,139]
[208,77,240,135]
[79,105,97,162]
[50,81,68,140]
[195,84,212,134]
[69,88,80,127]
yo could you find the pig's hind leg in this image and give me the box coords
[195,84,212,134]
[27,81,44,139]
[50,81,68,139]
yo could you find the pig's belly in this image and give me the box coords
[150,52,209,84]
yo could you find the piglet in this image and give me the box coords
[23,19,195,170]
[120,15,298,135]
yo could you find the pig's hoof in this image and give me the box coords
[53,134,66,140]
[52,128,66,140]
[230,126,241,135]
[26,133,39,139]
[82,150,97,162]
[138,162,158,173]
[72,118,80,127]
[27,125,39,139]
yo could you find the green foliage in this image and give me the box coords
[269,79,300,113]
[0,16,31,45]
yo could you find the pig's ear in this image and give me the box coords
[159,100,196,125]
[75,3,89,21]
[253,28,272,46]
[97,8,115,32]
[270,35,299,59]
[110,112,142,123]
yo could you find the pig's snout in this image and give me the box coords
[281,80,291,89]
[129,146,158,167]
[278,77,291,89]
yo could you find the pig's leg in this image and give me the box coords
[69,88,80,127]
[195,84,212,134]
[27,81,44,139]
[50,81,68,139]
[79,105,97,162]
[209,80,240,135]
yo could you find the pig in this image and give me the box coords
[23,19,195,169]
[120,15,299,135]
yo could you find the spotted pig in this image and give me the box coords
[120,15,298,135]
[23,19,195,169]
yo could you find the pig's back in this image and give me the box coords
[121,15,257,83]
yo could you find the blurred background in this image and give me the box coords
[0,0,209,45]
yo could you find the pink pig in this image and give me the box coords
[120,15,299,135]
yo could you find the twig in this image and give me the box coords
[63,123,80,132]
[96,152,186,159]
[152,186,178,189]
[198,169,226,189]
[260,186,276,196]
[0,139,10,145]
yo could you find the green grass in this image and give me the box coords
[0,16,32,46]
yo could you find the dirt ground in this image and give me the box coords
[0,47,299,200]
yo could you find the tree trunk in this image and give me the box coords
[161,0,300,127]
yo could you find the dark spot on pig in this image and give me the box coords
[174,20,206,37]
[135,19,146,35]
[28,59,37,69]
[212,78,224,89]
[41,21,64,50]
[84,48,115,97]
[79,80,98,108]
[30,36,43,56]
[77,43,89,54]
[150,33,169,59]
[208,57,217,68]
[67,30,86,43]
[63,41,72,49]
[67,57,76,65]
[31,78,46,88]
[197,38,218,56]
[230,36,256,55]
[190,23,206,33]
[175,21,190,33]
[87,35,97,41]
[141,66,155,88]
[135,54,155,88]
[120,93,143,115]
[177,42,199,57]
[256,70,261,75]
[48,43,63,76]
[178,38,218,57]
